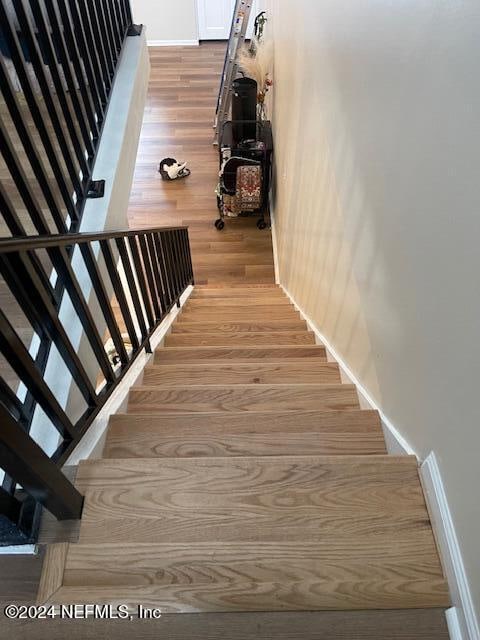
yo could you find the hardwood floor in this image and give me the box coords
[127,44,275,285]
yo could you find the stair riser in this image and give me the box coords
[154,347,327,364]
[128,385,359,414]
[142,363,341,386]
[104,433,387,458]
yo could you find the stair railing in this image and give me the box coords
[0,0,139,238]
[0,226,194,544]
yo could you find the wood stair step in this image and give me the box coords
[193,284,279,289]
[54,535,448,611]
[108,409,383,436]
[42,455,448,612]
[104,409,386,458]
[190,288,286,298]
[164,332,316,347]
[154,345,327,364]
[179,306,301,321]
[172,320,308,333]
[185,298,292,307]
[141,362,341,386]
[128,384,359,413]
[103,430,386,459]
[74,457,435,545]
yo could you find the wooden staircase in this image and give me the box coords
[39,285,451,638]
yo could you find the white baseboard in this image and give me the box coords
[421,453,479,640]
[278,283,416,457]
[65,285,194,465]
[147,39,199,47]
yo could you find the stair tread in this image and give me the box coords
[128,384,360,413]
[141,361,341,385]
[154,345,327,363]
[180,308,301,320]
[106,410,385,457]
[194,284,280,289]
[42,456,448,611]
[104,430,386,458]
[165,332,316,346]
[75,455,434,543]
[190,290,287,298]
[108,409,383,435]
[185,298,293,306]
[56,538,448,611]
[172,321,308,333]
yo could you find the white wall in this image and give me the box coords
[267,0,480,630]
[131,0,198,44]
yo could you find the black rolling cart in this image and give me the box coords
[215,120,273,231]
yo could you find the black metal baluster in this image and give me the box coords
[139,233,167,320]
[122,0,134,25]
[71,0,108,112]
[139,235,162,320]
[0,182,61,308]
[0,252,98,407]
[165,231,181,304]
[185,228,195,282]
[0,59,69,234]
[84,0,113,87]
[0,308,75,439]
[161,231,176,303]
[13,0,84,200]
[154,233,174,309]
[115,237,148,342]
[79,242,128,366]
[0,181,26,237]
[61,0,105,125]
[0,378,29,426]
[0,2,79,225]
[99,0,119,70]
[117,0,130,33]
[173,229,187,290]
[147,233,168,316]
[0,122,55,236]
[108,0,125,51]
[47,246,115,385]
[28,0,90,181]
[180,228,191,283]
[100,239,140,352]
[127,236,156,329]
[38,0,95,161]
[0,404,83,521]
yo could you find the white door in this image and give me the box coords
[197,0,258,40]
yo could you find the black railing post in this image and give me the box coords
[0,406,84,521]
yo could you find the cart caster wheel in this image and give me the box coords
[214,218,225,230]
[257,219,267,230]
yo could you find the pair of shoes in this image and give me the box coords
[159,158,191,180]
